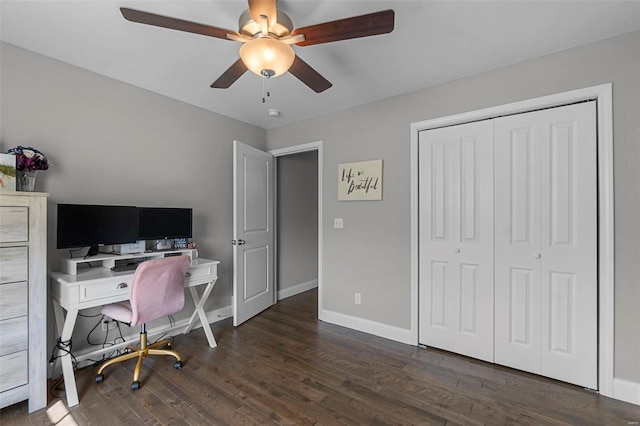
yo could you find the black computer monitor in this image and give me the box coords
[137,207,192,240]
[57,204,138,255]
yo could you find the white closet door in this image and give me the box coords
[494,112,543,372]
[494,101,597,389]
[418,120,494,362]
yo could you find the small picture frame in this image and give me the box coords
[0,153,16,191]
[174,238,188,249]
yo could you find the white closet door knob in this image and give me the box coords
[454,248,461,253]
[534,253,542,259]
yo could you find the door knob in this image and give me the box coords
[238,239,246,245]
[534,253,542,259]
[454,248,461,254]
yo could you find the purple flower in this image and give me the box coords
[6,146,50,171]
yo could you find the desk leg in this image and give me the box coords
[184,280,217,348]
[52,300,80,407]
[50,300,64,379]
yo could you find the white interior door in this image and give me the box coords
[418,120,494,362]
[494,101,597,389]
[233,141,275,326]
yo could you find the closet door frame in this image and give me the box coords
[410,83,614,397]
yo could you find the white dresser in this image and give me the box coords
[0,192,48,412]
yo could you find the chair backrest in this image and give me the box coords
[129,255,191,326]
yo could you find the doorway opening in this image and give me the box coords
[270,142,323,315]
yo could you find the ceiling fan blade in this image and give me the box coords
[211,59,248,89]
[248,0,278,27]
[121,7,239,40]
[288,56,332,93]
[292,9,394,46]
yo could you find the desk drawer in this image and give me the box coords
[186,263,216,283]
[0,351,28,392]
[0,316,28,357]
[0,207,28,243]
[80,280,131,303]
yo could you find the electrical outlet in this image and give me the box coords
[334,218,344,229]
[355,292,361,305]
[101,320,117,332]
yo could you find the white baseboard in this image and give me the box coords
[613,378,640,405]
[205,304,233,324]
[319,308,414,345]
[278,279,318,300]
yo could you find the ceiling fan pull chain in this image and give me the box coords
[261,72,272,103]
[266,76,271,99]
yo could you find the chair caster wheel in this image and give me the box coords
[95,374,104,384]
[131,381,141,391]
[174,360,183,369]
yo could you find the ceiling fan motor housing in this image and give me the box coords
[238,9,293,37]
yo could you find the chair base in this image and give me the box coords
[95,330,182,390]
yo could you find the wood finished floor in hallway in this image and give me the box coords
[2,289,639,425]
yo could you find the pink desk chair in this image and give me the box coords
[95,255,191,391]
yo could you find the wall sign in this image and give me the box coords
[338,159,383,201]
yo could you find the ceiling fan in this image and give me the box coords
[120,0,395,93]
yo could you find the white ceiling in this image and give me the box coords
[2,1,639,129]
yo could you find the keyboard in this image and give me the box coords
[111,262,140,272]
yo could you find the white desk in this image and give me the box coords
[49,256,220,407]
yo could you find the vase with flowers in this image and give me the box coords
[6,146,50,192]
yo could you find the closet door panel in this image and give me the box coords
[453,129,494,362]
[539,102,597,389]
[419,135,456,351]
[495,120,541,372]
[419,121,494,362]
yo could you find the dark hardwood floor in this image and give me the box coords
[2,289,639,425]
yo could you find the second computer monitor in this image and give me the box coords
[137,207,192,241]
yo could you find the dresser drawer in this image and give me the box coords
[0,207,28,243]
[0,282,28,320]
[0,247,28,284]
[0,316,28,357]
[80,279,131,303]
[0,351,28,392]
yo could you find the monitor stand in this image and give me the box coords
[156,239,172,251]
[86,246,99,257]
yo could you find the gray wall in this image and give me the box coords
[0,42,266,354]
[276,151,318,293]
[266,31,640,382]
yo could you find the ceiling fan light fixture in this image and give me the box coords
[239,37,295,78]
[120,4,394,93]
